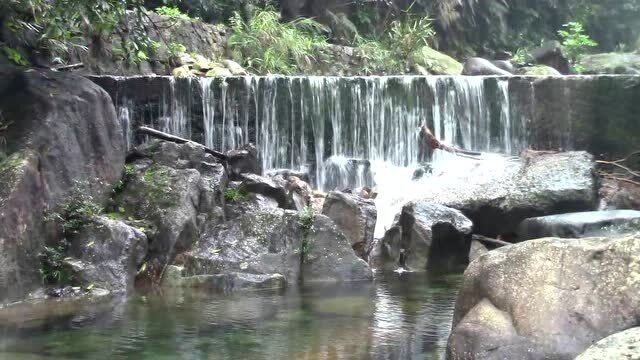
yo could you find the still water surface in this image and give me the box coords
[0,273,461,360]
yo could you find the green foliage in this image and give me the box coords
[167,42,187,57]
[2,46,29,66]
[228,8,330,74]
[510,48,530,66]
[142,165,177,208]
[224,188,248,202]
[388,16,435,59]
[156,6,190,20]
[38,240,74,286]
[46,184,102,235]
[1,0,156,65]
[558,21,598,72]
[298,206,315,263]
[353,15,434,74]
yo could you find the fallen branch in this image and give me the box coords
[420,126,482,157]
[473,234,512,247]
[596,150,640,186]
[52,63,84,71]
[137,126,228,160]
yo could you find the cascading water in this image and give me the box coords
[111,75,528,236]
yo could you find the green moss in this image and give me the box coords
[224,188,248,202]
[409,46,463,75]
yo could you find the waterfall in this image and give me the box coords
[108,75,526,212]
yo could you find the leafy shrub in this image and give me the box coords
[38,240,74,285]
[298,206,315,263]
[46,183,102,236]
[388,16,435,59]
[156,6,190,20]
[558,22,598,72]
[228,8,330,74]
[224,188,248,202]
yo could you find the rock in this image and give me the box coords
[530,40,570,74]
[118,141,226,274]
[579,53,640,75]
[491,60,515,74]
[311,192,327,213]
[517,210,640,240]
[267,169,311,184]
[416,151,597,238]
[172,65,193,78]
[286,176,313,211]
[410,46,463,75]
[221,59,248,75]
[169,208,372,291]
[162,265,285,292]
[67,216,147,293]
[575,327,640,360]
[192,54,215,71]
[447,234,640,360]
[468,240,488,263]
[0,69,125,303]
[323,156,374,191]
[516,65,562,76]
[370,201,472,272]
[462,58,512,76]
[599,177,640,210]
[205,66,233,77]
[325,11,358,46]
[322,191,377,259]
[226,143,262,179]
[239,173,290,209]
[412,64,431,75]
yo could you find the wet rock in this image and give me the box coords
[67,216,147,293]
[447,234,640,360]
[370,201,472,272]
[579,52,640,75]
[169,208,372,291]
[324,156,374,191]
[0,69,125,303]
[162,265,285,292]
[491,60,515,74]
[239,173,290,209]
[462,58,512,76]
[575,327,640,360]
[410,46,463,75]
[530,40,570,74]
[516,65,562,76]
[118,141,227,272]
[311,191,327,213]
[599,177,640,210]
[418,151,597,238]
[226,143,262,179]
[517,210,640,240]
[221,60,248,75]
[322,191,377,259]
[468,240,488,263]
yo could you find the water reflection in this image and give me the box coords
[0,273,460,360]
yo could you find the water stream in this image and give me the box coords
[0,273,461,360]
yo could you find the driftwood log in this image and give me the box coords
[473,234,512,248]
[137,126,228,161]
[419,125,482,159]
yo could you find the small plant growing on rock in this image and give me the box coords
[156,6,190,20]
[299,206,315,263]
[38,240,74,285]
[46,182,102,236]
[224,188,248,202]
[558,22,597,73]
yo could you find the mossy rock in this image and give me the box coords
[517,65,561,76]
[409,46,463,75]
[579,53,640,74]
[172,65,193,78]
[205,66,233,77]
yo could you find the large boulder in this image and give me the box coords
[529,41,570,74]
[410,46,463,75]
[0,69,125,303]
[117,141,227,274]
[579,53,640,75]
[462,58,512,76]
[369,201,472,271]
[575,327,640,360]
[166,208,372,291]
[517,210,640,240]
[226,143,262,180]
[67,216,147,293]
[447,234,640,360]
[416,152,597,238]
[322,191,377,259]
